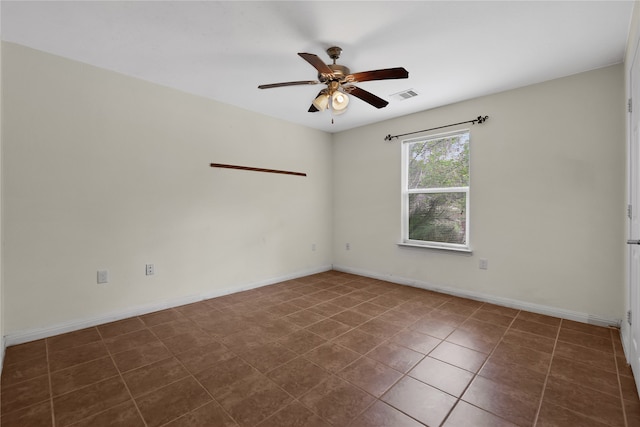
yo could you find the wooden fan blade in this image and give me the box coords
[346,86,389,109]
[346,67,409,83]
[298,53,334,76]
[258,80,319,89]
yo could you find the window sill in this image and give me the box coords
[397,242,472,254]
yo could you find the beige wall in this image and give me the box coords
[1,41,628,341]
[2,43,333,336]
[333,64,626,322]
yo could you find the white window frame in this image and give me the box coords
[400,129,471,252]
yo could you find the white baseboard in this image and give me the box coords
[5,263,621,349]
[4,264,332,347]
[333,264,622,328]
[621,320,631,364]
[0,335,5,376]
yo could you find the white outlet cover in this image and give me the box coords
[97,270,108,284]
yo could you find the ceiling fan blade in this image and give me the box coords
[346,67,409,83]
[258,80,319,89]
[346,86,389,109]
[298,53,334,76]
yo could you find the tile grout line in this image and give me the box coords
[287,279,407,426]
[171,299,344,426]
[45,338,56,427]
[341,320,430,425]
[48,323,173,426]
[434,301,487,427]
[611,327,629,427]
[139,312,240,426]
[438,304,523,427]
[358,300,528,426]
[98,321,150,427]
[531,317,563,426]
[248,278,387,426]
[341,294,447,427]
[342,298,503,426]
[291,279,438,426]
[163,349,240,426]
[8,335,122,426]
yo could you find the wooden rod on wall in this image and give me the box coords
[210,163,307,177]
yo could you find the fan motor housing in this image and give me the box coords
[319,64,351,82]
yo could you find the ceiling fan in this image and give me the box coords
[258,46,409,115]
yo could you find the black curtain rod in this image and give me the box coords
[384,115,489,141]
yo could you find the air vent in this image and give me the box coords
[390,89,418,101]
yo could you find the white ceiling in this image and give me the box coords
[1,1,634,133]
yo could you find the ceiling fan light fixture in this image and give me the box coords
[331,90,349,113]
[312,92,330,111]
[257,47,408,115]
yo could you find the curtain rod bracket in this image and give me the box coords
[384,115,489,141]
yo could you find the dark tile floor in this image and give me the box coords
[1,270,639,426]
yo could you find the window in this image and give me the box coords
[401,130,470,251]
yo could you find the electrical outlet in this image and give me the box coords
[479,259,489,270]
[346,243,351,250]
[97,270,109,284]
[145,264,155,276]
[311,243,316,252]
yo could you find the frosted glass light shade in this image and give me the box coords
[312,93,330,111]
[332,91,349,113]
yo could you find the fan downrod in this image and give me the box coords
[326,46,342,63]
[320,46,349,82]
